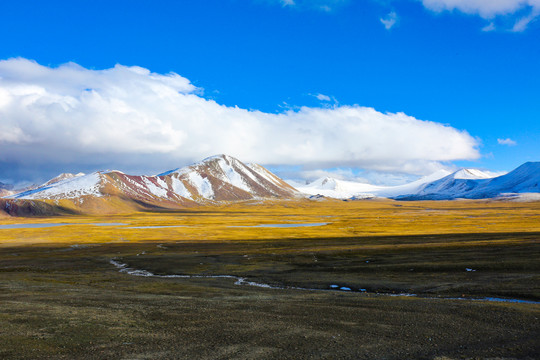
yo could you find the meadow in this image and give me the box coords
[0,199,539,359]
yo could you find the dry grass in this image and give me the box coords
[0,199,539,359]
[1,198,540,246]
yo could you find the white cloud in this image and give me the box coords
[281,0,295,6]
[497,138,517,146]
[482,22,496,31]
[0,58,480,181]
[422,0,540,31]
[511,8,539,31]
[313,93,331,101]
[380,11,398,30]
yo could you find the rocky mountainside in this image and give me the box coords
[3,155,299,215]
[2,158,539,216]
[160,155,298,201]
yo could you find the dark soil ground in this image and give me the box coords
[0,232,539,359]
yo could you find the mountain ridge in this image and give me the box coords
[2,155,299,215]
[295,163,540,201]
[2,158,539,216]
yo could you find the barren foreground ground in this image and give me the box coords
[0,199,539,359]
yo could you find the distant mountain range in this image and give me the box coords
[295,162,540,201]
[1,156,539,216]
[1,155,298,215]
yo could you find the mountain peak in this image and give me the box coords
[164,154,298,201]
[451,168,493,180]
[201,154,237,163]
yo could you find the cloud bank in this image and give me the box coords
[422,0,540,31]
[0,58,479,181]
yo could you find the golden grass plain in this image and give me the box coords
[1,198,540,246]
[0,198,539,359]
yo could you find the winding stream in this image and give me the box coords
[109,259,539,305]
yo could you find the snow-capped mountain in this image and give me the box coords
[397,163,540,200]
[2,159,539,216]
[294,163,540,200]
[294,169,452,199]
[161,155,298,201]
[294,177,384,199]
[404,168,495,200]
[5,155,299,209]
[463,162,540,199]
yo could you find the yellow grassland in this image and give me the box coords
[1,198,539,247]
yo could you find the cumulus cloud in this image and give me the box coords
[421,0,540,31]
[497,138,517,146]
[380,11,398,30]
[0,58,480,182]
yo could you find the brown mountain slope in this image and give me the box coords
[2,155,299,216]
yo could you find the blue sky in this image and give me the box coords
[0,0,538,184]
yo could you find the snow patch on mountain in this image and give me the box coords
[186,172,214,199]
[42,172,85,187]
[170,177,193,200]
[11,173,103,200]
[143,177,169,198]
[450,169,493,180]
[215,157,252,192]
